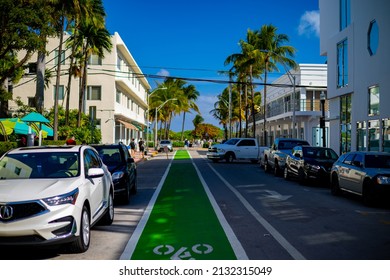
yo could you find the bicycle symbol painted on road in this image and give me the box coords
[153,244,213,260]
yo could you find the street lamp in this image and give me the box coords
[154,98,177,149]
[146,87,166,153]
[320,91,326,147]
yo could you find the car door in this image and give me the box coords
[83,148,105,223]
[337,153,356,191]
[289,146,302,176]
[348,153,365,194]
[237,139,257,159]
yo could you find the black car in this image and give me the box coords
[284,145,339,184]
[91,143,137,204]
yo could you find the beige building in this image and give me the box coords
[10,32,150,144]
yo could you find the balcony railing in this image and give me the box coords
[250,99,329,122]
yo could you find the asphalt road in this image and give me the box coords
[2,148,390,260]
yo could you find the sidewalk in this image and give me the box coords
[133,149,158,164]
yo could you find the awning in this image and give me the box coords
[118,120,139,130]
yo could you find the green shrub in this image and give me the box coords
[0,142,18,157]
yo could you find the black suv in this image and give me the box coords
[91,143,137,204]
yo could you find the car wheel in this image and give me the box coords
[284,167,290,180]
[362,180,375,206]
[101,191,115,225]
[130,172,137,195]
[274,162,280,176]
[298,168,307,185]
[69,205,90,253]
[330,174,341,195]
[225,153,234,163]
[264,160,270,173]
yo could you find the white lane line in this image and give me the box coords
[207,163,306,260]
[192,161,249,260]
[119,161,172,260]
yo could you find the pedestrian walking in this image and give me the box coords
[138,138,145,158]
[130,138,136,157]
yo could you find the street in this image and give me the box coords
[2,148,390,260]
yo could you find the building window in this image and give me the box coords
[383,119,390,152]
[337,39,348,88]
[368,20,379,56]
[340,0,351,30]
[116,90,121,104]
[54,85,65,100]
[368,120,380,151]
[88,54,102,65]
[356,121,367,151]
[340,94,352,154]
[54,50,65,65]
[369,85,379,116]
[87,86,101,100]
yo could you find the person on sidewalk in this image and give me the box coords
[138,138,145,158]
[129,138,136,157]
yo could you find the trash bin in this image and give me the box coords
[27,133,35,146]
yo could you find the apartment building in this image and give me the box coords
[10,32,150,144]
[251,64,328,147]
[319,0,390,154]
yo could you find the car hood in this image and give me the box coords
[106,164,125,174]
[0,178,82,202]
[306,158,336,168]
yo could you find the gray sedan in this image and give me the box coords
[330,151,390,205]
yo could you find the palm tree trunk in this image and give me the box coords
[263,66,268,146]
[35,49,45,113]
[180,112,186,141]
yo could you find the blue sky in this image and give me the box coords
[103,0,323,131]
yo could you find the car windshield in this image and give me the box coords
[224,139,240,145]
[0,152,79,179]
[94,147,123,165]
[278,141,308,150]
[303,147,338,160]
[160,141,171,145]
[365,154,390,168]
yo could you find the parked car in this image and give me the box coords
[284,145,339,184]
[330,151,390,205]
[207,138,262,163]
[0,145,114,253]
[91,143,137,204]
[157,140,173,152]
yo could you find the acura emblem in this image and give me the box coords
[0,205,13,220]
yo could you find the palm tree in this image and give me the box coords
[180,84,200,141]
[256,24,297,145]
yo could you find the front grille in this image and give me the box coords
[0,201,47,223]
[208,147,217,153]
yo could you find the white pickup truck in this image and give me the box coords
[206,138,265,163]
[262,138,309,175]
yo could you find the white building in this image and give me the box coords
[319,0,390,154]
[10,32,150,144]
[251,64,328,147]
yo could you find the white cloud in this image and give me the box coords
[298,10,320,37]
[156,68,170,77]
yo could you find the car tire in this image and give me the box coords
[130,172,137,195]
[264,160,270,173]
[274,162,280,177]
[225,153,234,163]
[101,191,115,225]
[298,168,307,185]
[330,174,341,196]
[69,205,90,253]
[284,167,290,180]
[362,180,375,206]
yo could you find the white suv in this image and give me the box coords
[157,140,173,152]
[0,145,114,253]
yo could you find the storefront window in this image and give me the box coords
[368,120,380,151]
[356,121,367,151]
[340,95,352,154]
[383,119,390,152]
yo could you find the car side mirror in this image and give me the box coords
[352,160,362,167]
[294,153,301,158]
[88,167,104,178]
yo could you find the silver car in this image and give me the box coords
[157,140,173,152]
[330,151,390,205]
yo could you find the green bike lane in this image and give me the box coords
[120,150,247,260]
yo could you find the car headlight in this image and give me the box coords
[112,171,125,181]
[217,148,225,153]
[376,176,390,184]
[43,189,79,206]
